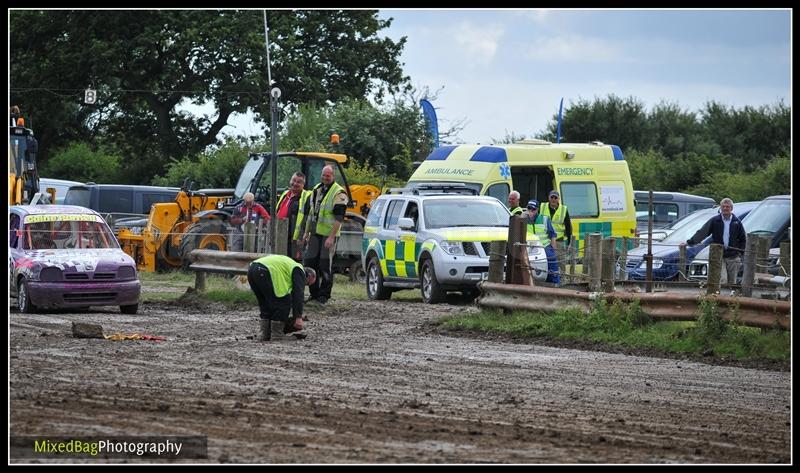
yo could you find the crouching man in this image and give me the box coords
[247,254,317,341]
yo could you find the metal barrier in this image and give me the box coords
[188,249,265,291]
[477,281,790,330]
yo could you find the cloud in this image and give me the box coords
[519,9,552,24]
[524,35,624,63]
[452,21,505,65]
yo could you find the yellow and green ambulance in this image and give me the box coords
[405,140,637,254]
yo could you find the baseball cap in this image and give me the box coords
[549,190,559,198]
[527,199,539,209]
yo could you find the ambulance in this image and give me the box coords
[405,140,637,254]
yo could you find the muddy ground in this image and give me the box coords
[9,286,791,464]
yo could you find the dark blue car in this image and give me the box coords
[626,202,759,281]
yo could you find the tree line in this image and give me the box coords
[536,95,790,202]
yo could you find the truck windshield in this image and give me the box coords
[423,199,509,229]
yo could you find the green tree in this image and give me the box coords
[10,10,409,183]
[699,101,790,172]
[282,99,432,181]
[539,94,650,151]
[687,155,790,202]
[41,142,123,183]
[151,137,268,189]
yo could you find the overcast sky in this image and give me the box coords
[375,9,791,145]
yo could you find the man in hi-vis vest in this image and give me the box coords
[541,190,572,247]
[247,254,316,341]
[524,199,560,285]
[302,165,348,304]
[276,172,312,262]
[507,190,524,216]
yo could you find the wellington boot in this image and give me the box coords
[259,319,271,341]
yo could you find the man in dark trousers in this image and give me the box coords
[301,165,348,304]
[681,197,746,292]
[247,254,317,341]
[276,172,312,262]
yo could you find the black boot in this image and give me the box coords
[259,319,271,341]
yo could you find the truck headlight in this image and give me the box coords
[440,241,464,256]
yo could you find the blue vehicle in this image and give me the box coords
[626,202,759,281]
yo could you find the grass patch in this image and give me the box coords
[138,271,422,305]
[138,270,195,284]
[332,275,422,302]
[439,298,789,361]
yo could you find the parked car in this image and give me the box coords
[39,178,84,204]
[688,195,790,282]
[64,183,180,224]
[9,205,141,314]
[362,188,548,303]
[626,202,759,281]
[634,191,716,236]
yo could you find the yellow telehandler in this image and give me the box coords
[117,152,379,277]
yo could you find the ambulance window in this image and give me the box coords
[486,183,510,203]
[561,182,599,218]
[384,200,404,229]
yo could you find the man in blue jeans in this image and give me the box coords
[524,199,560,285]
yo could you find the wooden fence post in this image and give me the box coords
[756,235,771,276]
[195,271,206,292]
[741,234,758,297]
[588,233,602,292]
[488,241,506,283]
[243,222,255,253]
[707,243,723,295]
[779,241,790,277]
[602,237,616,292]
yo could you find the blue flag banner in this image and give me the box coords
[420,99,440,148]
[556,97,564,144]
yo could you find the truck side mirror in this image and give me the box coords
[398,217,416,230]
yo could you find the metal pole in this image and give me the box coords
[645,191,654,292]
[263,10,278,253]
[263,11,272,88]
[269,93,279,253]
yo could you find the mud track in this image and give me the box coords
[10,294,790,463]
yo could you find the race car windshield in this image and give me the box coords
[23,219,119,250]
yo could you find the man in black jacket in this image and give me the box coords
[681,198,747,290]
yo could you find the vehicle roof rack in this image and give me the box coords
[387,183,478,196]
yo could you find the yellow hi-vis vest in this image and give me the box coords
[311,181,345,237]
[253,254,303,298]
[510,206,523,216]
[526,214,553,247]
[277,189,312,240]
[543,204,568,240]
